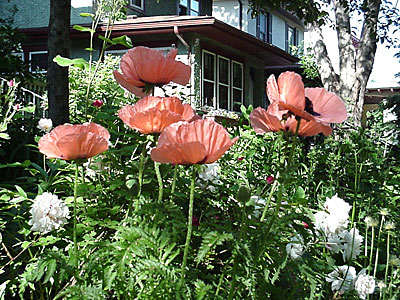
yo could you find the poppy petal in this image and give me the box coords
[113,70,147,97]
[277,71,305,110]
[305,88,347,123]
[250,107,283,134]
[151,141,207,165]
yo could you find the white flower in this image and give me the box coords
[324,194,351,216]
[354,270,375,299]
[377,281,386,290]
[198,163,220,182]
[37,118,53,133]
[314,210,348,236]
[28,192,69,233]
[326,265,356,294]
[326,235,343,253]
[341,228,363,261]
[286,234,305,260]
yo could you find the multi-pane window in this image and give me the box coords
[201,50,243,111]
[256,13,272,43]
[179,0,199,16]
[29,51,48,73]
[285,23,298,54]
[130,0,144,10]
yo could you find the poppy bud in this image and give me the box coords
[7,80,14,87]
[237,185,251,203]
[92,99,103,108]
[237,157,244,161]
[266,176,274,184]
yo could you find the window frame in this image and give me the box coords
[179,0,200,16]
[129,0,144,11]
[29,50,48,73]
[231,60,244,111]
[256,13,272,43]
[201,49,216,107]
[201,49,243,111]
[285,23,298,53]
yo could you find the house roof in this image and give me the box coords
[19,15,298,66]
[365,85,400,104]
[101,15,299,66]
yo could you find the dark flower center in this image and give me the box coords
[305,97,321,116]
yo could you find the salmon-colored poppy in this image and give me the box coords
[250,106,332,137]
[38,122,110,160]
[113,46,191,97]
[118,96,198,134]
[267,72,347,125]
[151,119,239,165]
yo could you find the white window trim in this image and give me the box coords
[29,51,48,73]
[130,0,144,11]
[217,55,230,110]
[12,52,24,60]
[202,50,216,108]
[231,60,244,109]
[104,49,128,57]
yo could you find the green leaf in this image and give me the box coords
[53,55,89,70]
[111,35,133,48]
[125,179,136,189]
[44,259,57,283]
[0,133,10,140]
[73,24,95,33]
[80,12,95,18]
[196,231,233,264]
[98,35,115,45]
[15,185,27,199]
[20,105,36,113]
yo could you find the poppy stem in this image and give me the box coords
[170,164,178,201]
[73,162,79,268]
[135,144,147,211]
[154,161,163,203]
[260,171,280,222]
[177,165,196,294]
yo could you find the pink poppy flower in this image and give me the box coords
[250,106,332,136]
[150,119,239,165]
[266,72,347,125]
[118,96,198,134]
[113,46,191,97]
[38,122,110,160]
[266,176,274,184]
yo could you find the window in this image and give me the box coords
[104,49,128,58]
[130,0,144,10]
[179,0,199,16]
[256,13,272,43]
[29,51,48,73]
[285,23,298,54]
[201,50,243,111]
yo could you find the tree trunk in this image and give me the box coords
[309,0,381,128]
[47,0,71,126]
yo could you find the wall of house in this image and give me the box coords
[212,0,304,52]
[0,0,93,29]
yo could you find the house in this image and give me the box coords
[1,0,303,110]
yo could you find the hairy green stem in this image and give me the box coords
[177,166,196,294]
[135,144,147,211]
[368,226,375,275]
[384,232,390,293]
[73,162,79,268]
[154,161,163,203]
[170,164,178,201]
[227,195,249,300]
[260,171,280,222]
[373,215,385,277]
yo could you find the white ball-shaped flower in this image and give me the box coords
[326,265,356,294]
[37,118,53,133]
[28,192,69,233]
[354,270,375,300]
[341,227,364,262]
[286,234,305,260]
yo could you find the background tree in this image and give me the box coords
[248,0,400,127]
[47,0,71,126]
